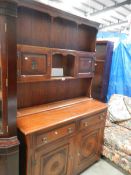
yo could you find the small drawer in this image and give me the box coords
[80,112,106,130]
[36,123,75,146]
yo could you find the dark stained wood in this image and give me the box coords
[17,6,98,52]
[17,45,51,82]
[6,16,17,137]
[91,41,114,102]
[17,78,91,108]
[0,0,17,137]
[0,1,19,175]
[52,17,78,50]
[17,0,99,29]
[17,7,51,46]
[52,54,75,77]
[76,51,95,78]
[91,60,105,100]
[0,16,8,135]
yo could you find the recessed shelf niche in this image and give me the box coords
[51,53,76,78]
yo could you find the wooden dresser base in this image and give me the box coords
[17,98,107,175]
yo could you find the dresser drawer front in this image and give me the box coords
[80,112,106,130]
[36,123,75,146]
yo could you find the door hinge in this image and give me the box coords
[5,23,7,33]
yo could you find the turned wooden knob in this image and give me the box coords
[54,131,58,135]
[100,115,103,120]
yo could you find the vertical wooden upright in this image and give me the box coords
[0,0,19,175]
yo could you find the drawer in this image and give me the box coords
[36,123,75,146]
[80,112,106,130]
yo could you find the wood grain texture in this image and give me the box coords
[17,7,51,46]
[17,6,98,52]
[17,98,107,135]
[0,2,17,137]
[17,78,91,108]
[17,97,90,117]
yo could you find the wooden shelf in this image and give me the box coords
[50,76,75,80]
[17,76,76,83]
[17,97,91,117]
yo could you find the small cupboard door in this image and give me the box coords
[74,127,103,174]
[76,52,95,78]
[32,138,74,175]
[17,45,51,82]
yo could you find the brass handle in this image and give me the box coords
[95,63,97,66]
[100,115,103,120]
[68,127,73,134]
[77,152,80,157]
[42,137,48,144]
[84,122,88,127]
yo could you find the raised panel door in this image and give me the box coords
[33,138,74,175]
[17,45,51,82]
[77,52,95,78]
[75,127,103,174]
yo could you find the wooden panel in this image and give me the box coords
[52,18,78,50]
[78,25,97,52]
[78,58,92,73]
[75,127,103,174]
[36,123,75,146]
[17,78,90,108]
[77,52,95,78]
[33,137,74,175]
[20,53,47,75]
[78,25,90,51]
[17,7,51,47]
[17,45,51,82]
[88,29,97,52]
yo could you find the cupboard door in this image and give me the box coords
[17,45,51,82]
[77,52,95,78]
[20,53,48,76]
[33,138,74,175]
[75,127,103,174]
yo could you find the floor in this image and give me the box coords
[81,159,126,175]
